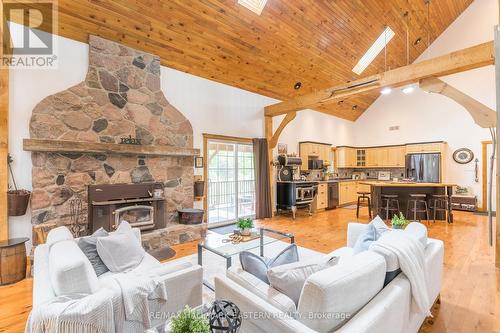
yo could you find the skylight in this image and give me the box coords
[352,26,395,75]
[238,0,268,15]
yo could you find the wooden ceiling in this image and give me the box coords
[17,0,473,120]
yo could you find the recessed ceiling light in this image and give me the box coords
[238,0,268,15]
[402,85,415,94]
[352,26,395,75]
[381,87,392,95]
[294,82,302,90]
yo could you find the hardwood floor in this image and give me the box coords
[1,208,499,333]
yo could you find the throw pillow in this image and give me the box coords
[353,223,377,254]
[267,256,339,305]
[239,244,299,284]
[371,215,391,238]
[97,230,146,273]
[78,228,110,276]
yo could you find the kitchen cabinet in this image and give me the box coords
[338,181,372,205]
[336,147,357,168]
[299,142,331,170]
[314,183,328,210]
[387,146,406,167]
[406,142,444,154]
[339,181,358,205]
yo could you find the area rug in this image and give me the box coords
[168,240,324,303]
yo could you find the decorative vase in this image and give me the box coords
[8,190,31,216]
[240,228,251,236]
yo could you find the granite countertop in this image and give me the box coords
[359,181,456,187]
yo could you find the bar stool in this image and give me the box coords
[356,191,372,219]
[380,194,400,220]
[407,194,430,223]
[430,194,449,223]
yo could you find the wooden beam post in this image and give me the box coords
[269,112,296,149]
[264,116,274,216]
[494,26,500,268]
[419,77,496,128]
[0,67,8,241]
[265,41,495,117]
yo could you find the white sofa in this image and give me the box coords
[215,222,444,333]
[29,226,203,332]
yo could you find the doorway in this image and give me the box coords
[481,140,496,212]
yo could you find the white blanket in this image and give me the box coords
[28,269,168,333]
[110,269,168,327]
[370,230,432,316]
[28,291,116,333]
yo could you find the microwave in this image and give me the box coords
[308,159,324,170]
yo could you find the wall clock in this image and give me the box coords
[452,148,474,164]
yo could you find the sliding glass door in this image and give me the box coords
[207,139,255,224]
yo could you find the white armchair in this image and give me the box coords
[29,226,203,332]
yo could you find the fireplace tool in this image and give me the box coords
[69,196,85,237]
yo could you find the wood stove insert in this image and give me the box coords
[88,183,166,233]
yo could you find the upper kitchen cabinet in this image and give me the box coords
[406,142,446,154]
[387,146,406,167]
[336,147,357,168]
[299,142,332,170]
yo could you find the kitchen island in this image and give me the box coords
[360,181,456,223]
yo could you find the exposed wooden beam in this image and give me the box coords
[265,41,495,117]
[419,77,496,128]
[494,25,500,269]
[0,68,8,241]
[269,112,297,149]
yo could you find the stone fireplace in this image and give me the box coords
[27,35,205,250]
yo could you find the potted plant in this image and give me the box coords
[236,217,254,236]
[170,306,210,333]
[7,155,31,216]
[391,212,409,229]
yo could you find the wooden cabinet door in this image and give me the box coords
[336,148,347,168]
[348,148,357,167]
[377,148,389,167]
[322,145,331,163]
[348,182,358,202]
[299,143,309,170]
[388,146,406,167]
[339,182,348,205]
[366,148,378,167]
[315,183,328,210]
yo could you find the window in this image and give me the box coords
[206,138,255,224]
[352,26,395,75]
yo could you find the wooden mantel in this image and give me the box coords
[23,139,200,157]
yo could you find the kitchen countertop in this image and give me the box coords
[276,178,392,184]
[359,181,456,187]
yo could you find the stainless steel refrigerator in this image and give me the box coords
[405,153,441,183]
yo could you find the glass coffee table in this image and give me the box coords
[145,304,211,333]
[197,227,294,290]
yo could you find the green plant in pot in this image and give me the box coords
[391,212,409,229]
[170,306,210,333]
[236,217,254,236]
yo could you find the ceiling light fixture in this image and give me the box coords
[402,85,415,94]
[381,87,392,95]
[294,82,302,90]
[238,0,268,15]
[352,26,395,75]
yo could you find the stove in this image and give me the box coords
[276,181,318,219]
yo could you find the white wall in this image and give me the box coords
[352,0,498,206]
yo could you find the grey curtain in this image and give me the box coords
[252,138,272,219]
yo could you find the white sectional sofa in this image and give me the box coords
[215,222,444,333]
[29,226,203,332]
